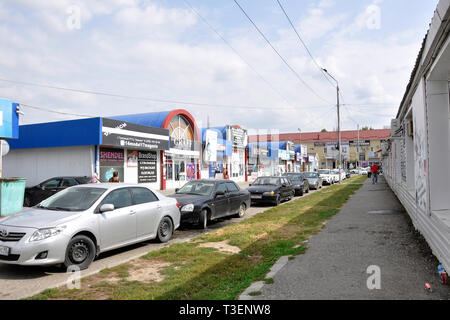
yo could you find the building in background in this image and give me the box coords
[5,117,170,189]
[249,129,390,169]
[382,0,450,272]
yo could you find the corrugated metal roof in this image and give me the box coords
[248,129,391,143]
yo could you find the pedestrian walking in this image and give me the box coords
[222,167,229,180]
[109,170,120,183]
[371,163,379,184]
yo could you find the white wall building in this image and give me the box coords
[382,0,450,272]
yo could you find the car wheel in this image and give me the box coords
[237,203,246,218]
[157,216,174,243]
[199,209,208,229]
[64,235,96,270]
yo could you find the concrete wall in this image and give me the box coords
[3,146,94,187]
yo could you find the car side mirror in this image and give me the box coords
[99,204,114,213]
[249,183,252,186]
[215,190,225,197]
[175,188,180,193]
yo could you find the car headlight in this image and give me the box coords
[263,191,275,196]
[181,204,195,212]
[29,226,66,242]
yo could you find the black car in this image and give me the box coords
[24,176,91,207]
[283,173,309,196]
[248,176,295,206]
[168,179,251,229]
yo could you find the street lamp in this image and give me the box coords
[322,68,342,184]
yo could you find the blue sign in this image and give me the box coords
[0,99,19,139]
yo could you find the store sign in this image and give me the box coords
[138,151,158,183]
[301,145,308,157]
[278,149,290,160]
[102,118,169,151]
[289,151,295,161]
[171,137,194,151]
[349,140,370,147]
[204,129,218,162]
[251,146,268,157]
[296,153,301,162]
[314,142,326,147]
[308,155,315,162]
[229,127,247,147]
[99,147,124,182]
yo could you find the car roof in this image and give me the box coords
[73,183,152,190]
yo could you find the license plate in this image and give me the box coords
[251,195,262,199]
[0,246,10,256]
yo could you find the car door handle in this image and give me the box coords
[129,210,136,215]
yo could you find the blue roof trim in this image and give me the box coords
[111,112,171,129]
[9,118,102,150]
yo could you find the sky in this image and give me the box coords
[0,0,439,133]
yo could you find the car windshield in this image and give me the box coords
[303,172,318,178]
[283,174,302,181]
[176,181,215,195]
[37,187,106,212]
[253,177,280,186]
[332,170,339,174]
[318,170,330,175]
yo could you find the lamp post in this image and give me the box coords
[322,68,342,184]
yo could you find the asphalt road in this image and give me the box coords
[0,182,329,300]
[253,176,450,300]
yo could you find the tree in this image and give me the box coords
[361,126,374,131]
[321,128,327,132]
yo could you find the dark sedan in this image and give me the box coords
[24,176,91,207]
[283,173,309,196]
[302,172,323,190]
[248,176,295,206]
[168,179,251,229]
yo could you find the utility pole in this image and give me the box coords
[322,68,342,184]
[357,124,360,169]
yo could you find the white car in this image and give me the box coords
[332,169,346,181]
[0,184,180,269]
[360,168,368,175]
[318,169,333,185]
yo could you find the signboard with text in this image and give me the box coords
[138,151,158,183]
[102,118,169,151]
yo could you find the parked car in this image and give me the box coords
[332,169,346,181]
[168,180,250,229]
[302,172,323,190]
[360,168,368,175]
[318,169,333,185]
[283,173,309,196]
[344,169,351,178]
[248,176,295,206]
[24,176,91,207]
[0,184,180,269]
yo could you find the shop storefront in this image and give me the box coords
[113,109,201,190]
[5,117,170,189]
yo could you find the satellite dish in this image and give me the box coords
[1,140,9,156]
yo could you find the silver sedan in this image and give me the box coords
[0,184,180,270]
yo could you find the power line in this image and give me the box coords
[275,0,334,88]
[183,0,300,111]
[0,77,335,111]
[233,0,332,105]
[18,102,95,118]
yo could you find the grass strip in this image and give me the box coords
[30,175,367,300]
